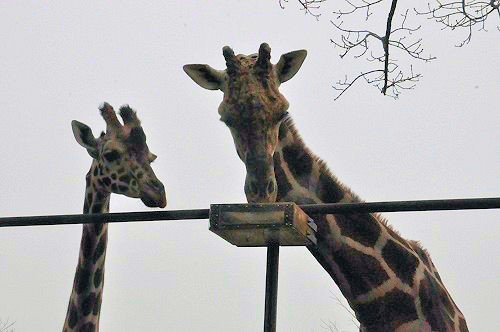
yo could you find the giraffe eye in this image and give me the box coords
[103,150,121,162]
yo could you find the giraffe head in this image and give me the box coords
[184,43,307,202]
[71,103,167,208]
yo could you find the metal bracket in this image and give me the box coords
[209,203,316,247]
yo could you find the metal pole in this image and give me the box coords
[264,243,279,332]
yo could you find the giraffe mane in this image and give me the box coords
[281,116,431,252]
[281,117,460,322]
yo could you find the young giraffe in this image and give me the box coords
[63,103,166,332]
[184,44,468,331]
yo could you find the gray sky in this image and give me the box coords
[0,1,498,331]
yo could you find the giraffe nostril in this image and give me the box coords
[267,180,276,195]
[249,181,259,195]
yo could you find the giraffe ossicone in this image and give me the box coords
[184,44,468,331]
[63,103,166,332]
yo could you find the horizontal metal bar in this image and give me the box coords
[0,209,210,228]
[0,197,498,228]
[300,197,500,214]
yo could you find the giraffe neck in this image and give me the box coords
[64,164,110,332]
[273,117,468,331]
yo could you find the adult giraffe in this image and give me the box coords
[183,44,468,331]
[63,103,166,332]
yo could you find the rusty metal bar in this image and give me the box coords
[0,197,499,227]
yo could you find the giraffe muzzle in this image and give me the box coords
[245,177,277,203]
[140,180,167,208]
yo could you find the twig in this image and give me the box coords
[331,1,433,99]
[415,0,499,46]
[279,0,327,19]
[277,0,498,99]
[0,318,15,332]
[329,291,360,329]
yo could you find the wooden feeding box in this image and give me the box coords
[209,203,317,247]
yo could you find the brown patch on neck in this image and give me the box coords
[355,289,418,330]
[418,270,456,331]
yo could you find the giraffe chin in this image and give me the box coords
[246,194,277,204]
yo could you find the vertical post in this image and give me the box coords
[264,243,279,332]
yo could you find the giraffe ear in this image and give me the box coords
[71,120,98,158]
[183,64,224,90]
[275,50,307,84]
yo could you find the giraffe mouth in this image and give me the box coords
[140,183,167,208]
[141,192,167,208]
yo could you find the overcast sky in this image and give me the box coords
[0,1,498,331]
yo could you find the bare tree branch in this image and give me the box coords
[333,0,383,20]
[0,319,15,332]
[277,0,498,100]
[330,2,434,99]
[415,0,499,46]
[329,291,360,329]
[321,318,340,332]
[279,0,327,19]
[382,0,400,93]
